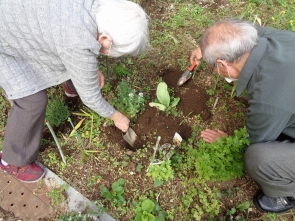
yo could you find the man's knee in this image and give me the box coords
[244,143,270,178]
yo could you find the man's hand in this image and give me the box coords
[98,70,105,89]
[201,129,228,143]
[109,111,130,132]
[190,47,203,65]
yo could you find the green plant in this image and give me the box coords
[206,88,215,96]
[43,152,66,170]
[47,183,67,206]
[87,175,102,190]
[149,82,180,114]
[179,184,221,221]
[46,98,70,127]
[147,160,174,187]
[72,108,103,146]
[192,186,221,220]
[100,178,126,207]
[114,63,130,77]
[134,199,155,221]
[262,212,277,221]
[112,79,146,119]
[134,197,166,221]
[122,156,130,167]
[227,201,251,220]
[195,126,250,181]
[101,81,113,93]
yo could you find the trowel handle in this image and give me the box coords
[188,60,197,71]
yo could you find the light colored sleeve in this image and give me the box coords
[60,47,115,118]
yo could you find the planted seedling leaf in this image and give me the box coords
[156,82,170,107]
[149,102,167,111]
[170,97,180,107]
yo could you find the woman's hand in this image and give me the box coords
[190,47,203,65]
[201,129,228,143]
[98,70,105,89]
[109,111,130,132]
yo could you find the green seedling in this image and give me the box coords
[100,178,126,207]
[134,199,155,221]
[134,197,166,221]
[87,175,102,190]
[227,201,251,220]
[47,183,67,206]
[114,63,130,77]
[149,82,180,112]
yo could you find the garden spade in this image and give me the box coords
[177,60,197,86]
[123,127,137,147]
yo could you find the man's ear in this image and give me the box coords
[216,59,229,70]
[97,33,112,45]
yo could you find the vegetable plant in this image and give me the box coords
[149,82,180,113]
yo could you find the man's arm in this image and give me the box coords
[247,100,293,144]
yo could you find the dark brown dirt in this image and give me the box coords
[103,68,209,152]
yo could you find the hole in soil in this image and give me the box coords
[21,192,24,195]
[9,191,12,194]
[23,204,26,207]
[103,68,210,151]
[10,204,13,206]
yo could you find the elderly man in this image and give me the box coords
[190,18,295,213]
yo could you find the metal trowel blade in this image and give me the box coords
[123,127,137,147]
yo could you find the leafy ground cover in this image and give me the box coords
[1,0,295,220]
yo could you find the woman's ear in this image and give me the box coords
[97,33,112,45]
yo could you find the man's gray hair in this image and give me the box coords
[96,0,149,57]
[200,19,258,65]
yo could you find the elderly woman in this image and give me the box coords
[0,0,149,182]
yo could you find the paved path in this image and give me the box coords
[0,163,116,221]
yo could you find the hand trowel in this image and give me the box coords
[177,60,197,86]
[123,127,137,148]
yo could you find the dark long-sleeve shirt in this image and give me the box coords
[237,26,295,144]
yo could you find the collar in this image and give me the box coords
[236,37,268,96]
